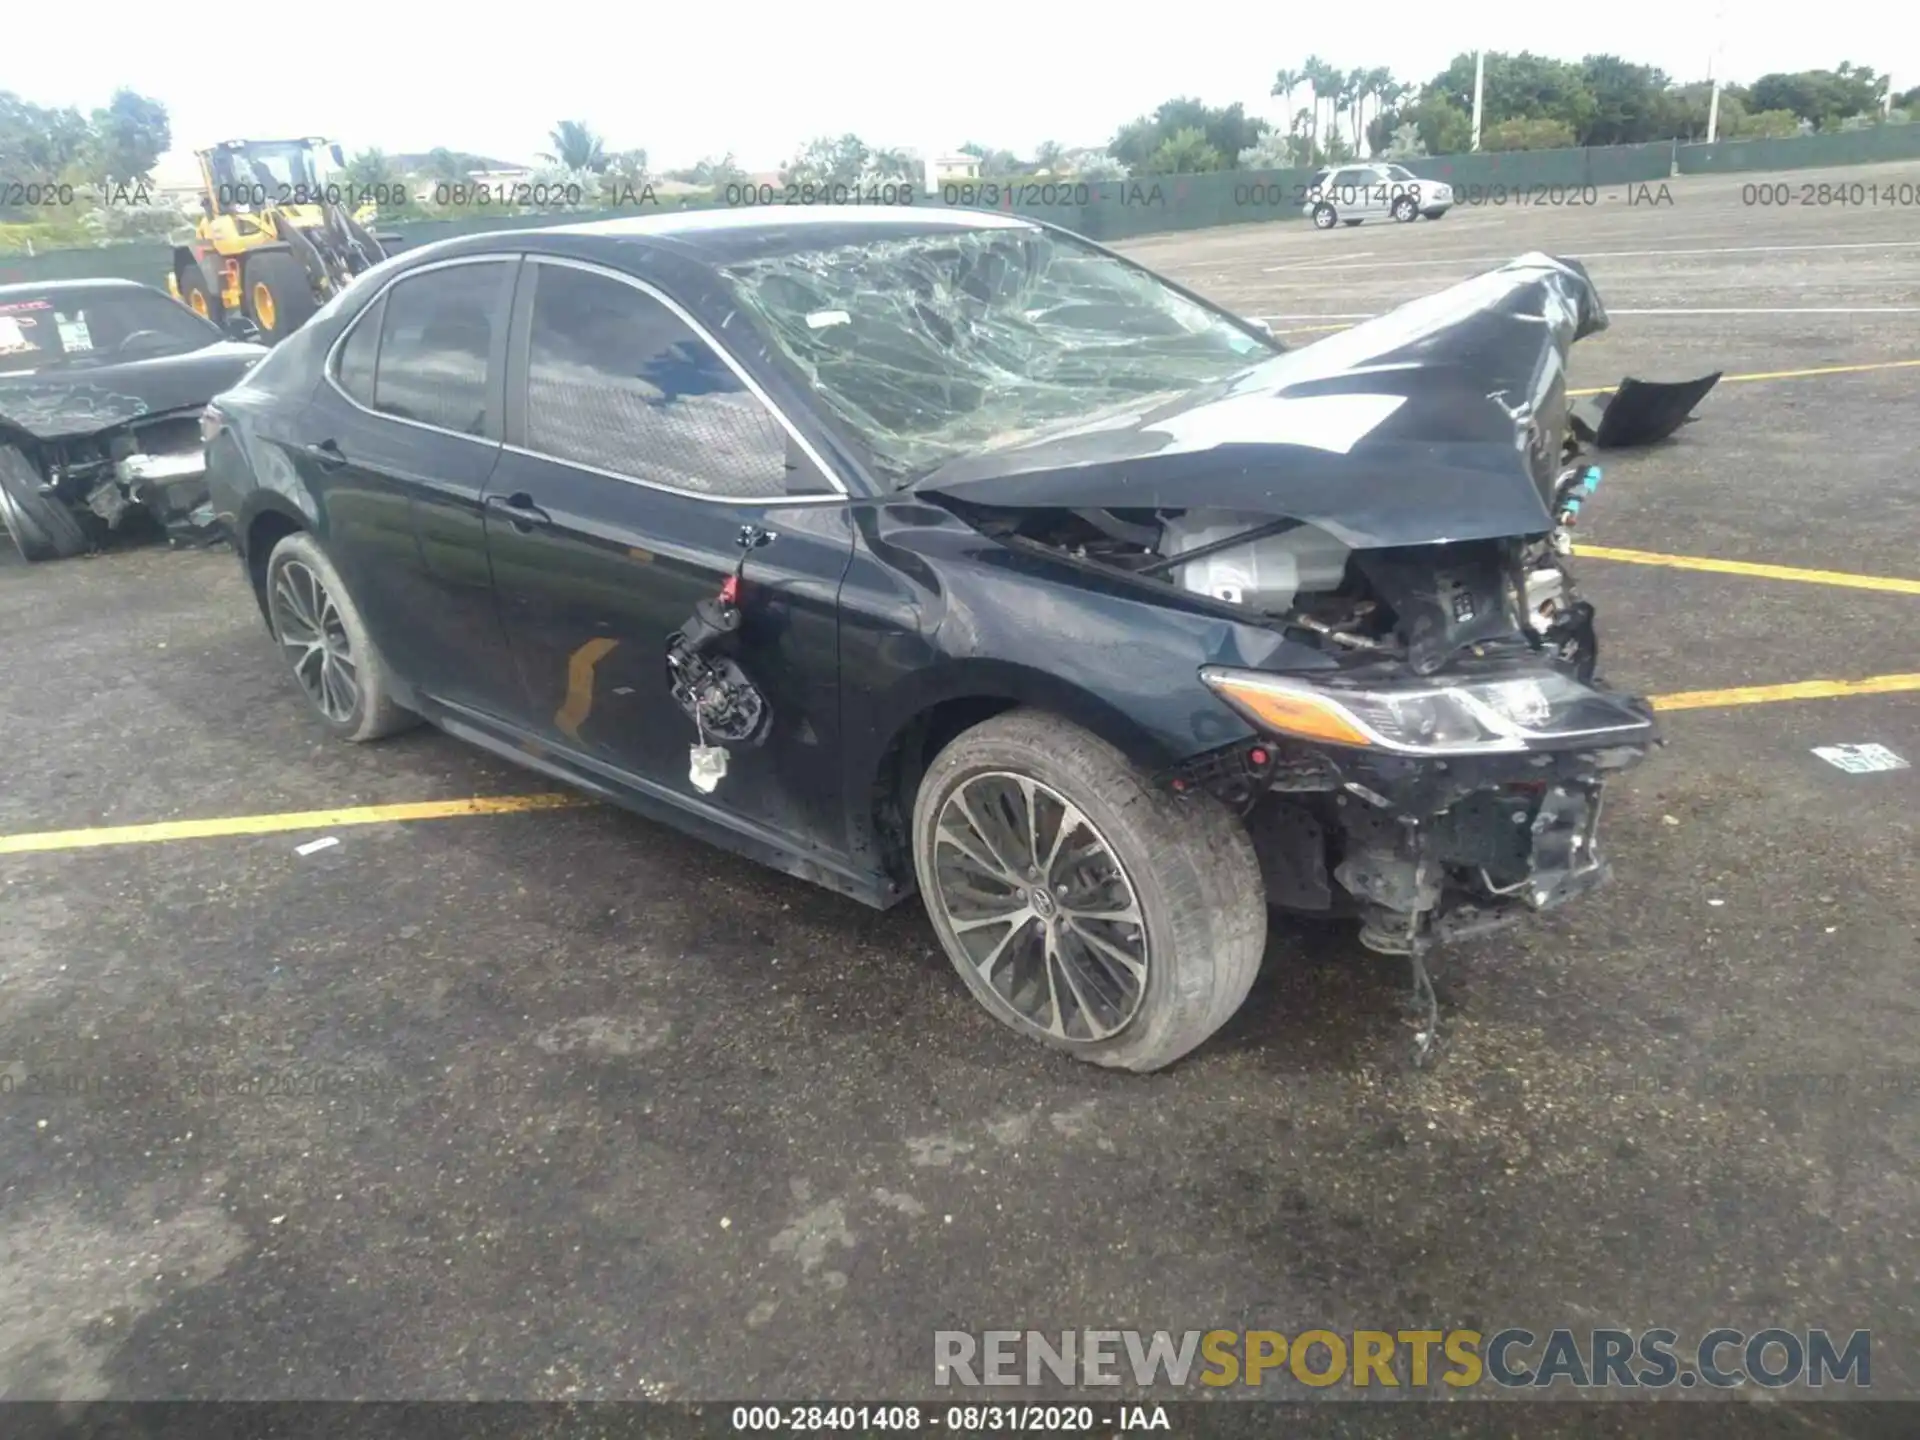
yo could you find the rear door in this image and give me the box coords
[1327,167,1380,219]
[297,255,524,717]
[479,256,859,848]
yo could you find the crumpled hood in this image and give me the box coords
[915,252,1607,550]
[0,340,267,442]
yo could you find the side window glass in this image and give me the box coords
[1331,169,1368,189]
[371,262,511,436]
[525,263,793,500]
[334,295,382,407]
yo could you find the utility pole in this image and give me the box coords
[1471,51,1485,150]
[1704,3,1726,142]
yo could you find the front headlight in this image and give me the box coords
[1199,667,1653,755]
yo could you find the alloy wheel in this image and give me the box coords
[929,771,1150,1043]
[270,558,359,723]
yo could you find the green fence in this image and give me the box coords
[7,125,1918,287]
[1676,122,1920,173]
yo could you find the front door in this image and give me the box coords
[480,256,857,850]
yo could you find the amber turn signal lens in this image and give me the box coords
[1200,671,1376,748]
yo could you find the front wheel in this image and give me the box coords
[265,531,419,742]
[1312,203,1338,229]
[242,249,318,342]
[911,710,1267,1072]
[1392,196,1418,222]
[0,444,90,562]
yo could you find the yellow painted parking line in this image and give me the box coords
[1650,673,1920,712]
[0,793,584,856]
[1574,545,1920,596]
[1567,357,1920,397]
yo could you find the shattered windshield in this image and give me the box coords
[722,226,1277,481]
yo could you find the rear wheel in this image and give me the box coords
[911,710,1267,1072]
[177,263,222,324]
[265,531,418,742]
[0,444,89,562]
[242,249,318,342]
[1312,202,1338,229]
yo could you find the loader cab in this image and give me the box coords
[200,138,336,215]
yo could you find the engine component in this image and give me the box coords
[1158,509,1352,611]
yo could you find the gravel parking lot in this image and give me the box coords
[1,162,1915,1423]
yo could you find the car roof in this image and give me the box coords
[0,277,160,299]
[431,204,1041,268]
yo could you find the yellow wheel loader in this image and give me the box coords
[168,138,393,344]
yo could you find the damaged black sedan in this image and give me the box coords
[0,280,267,561]
[204,210,1693,1071]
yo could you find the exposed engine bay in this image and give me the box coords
[0,281,267,562]
[0,410,220,560]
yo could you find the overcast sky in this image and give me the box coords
[10,1,1916,174]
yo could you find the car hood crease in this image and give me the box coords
[915,251,1608,550]
[0,341,267,443]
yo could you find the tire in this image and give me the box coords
[911,709,1266,1072]
[177,263,223,325]
[242,249,318,342]
[1392,196,1418,222]
[264,531,418,742]
[0,444,90,562]
[1312,203,1338,230]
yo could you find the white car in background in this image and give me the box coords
[1304,163,1453,228]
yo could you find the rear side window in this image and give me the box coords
[523,263,792,500]
[369,261,512,436]
[334,295,382,407]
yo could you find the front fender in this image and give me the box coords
[836,499,1332,863]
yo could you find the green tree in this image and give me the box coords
[1750,65,1884,127]
[781,134,870,186]
[1106,98,1267,175]
[1299,56,1341,157]
[420,148,473,183]
[1145,127,1224,174]
[88,89,170,184]
[1032,139,1067,174]
[0,91,93,195]
[1407,91,1473,156]
[1481,116,1579,150]
[543,120,607,173]
[603,148,650,188]
[868,148,920,181]
[1578,55,1676,144]
[1425,51,1597,142]
[1271,68,1304,129]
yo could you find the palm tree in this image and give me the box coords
[1272,67,1303,127]
[542,120,607,174]
[1301,56,1338,161]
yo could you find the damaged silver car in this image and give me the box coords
[0,280,267,561]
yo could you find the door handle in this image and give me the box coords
[485,491,552,531]
[304,439,348,471]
